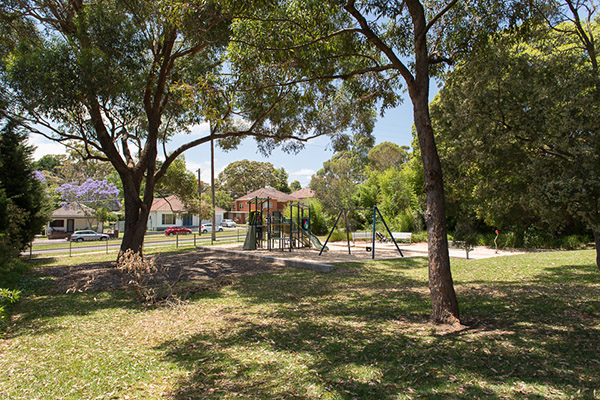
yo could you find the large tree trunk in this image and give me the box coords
[118,173,153,255]
[594,230,600,271]
[409,79,461,325]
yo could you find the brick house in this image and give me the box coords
[228,187,298,224]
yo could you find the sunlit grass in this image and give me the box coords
[1,250,599,399]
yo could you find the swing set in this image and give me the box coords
[319,206,404,259]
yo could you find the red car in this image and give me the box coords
[164,226,192,236]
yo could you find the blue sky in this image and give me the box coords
[162,99,416,187]
[30,98,416,187]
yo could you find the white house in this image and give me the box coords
[47,205,97,238]
[147,195,225,231]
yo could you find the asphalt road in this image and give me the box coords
[25,231,245,256]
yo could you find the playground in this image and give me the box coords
[232,198,521,266]
[212,240,523,264]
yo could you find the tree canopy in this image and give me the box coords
[432,16,600,269]
[0,0,372,254]
[0,123,51,268]
[218,160,291,200]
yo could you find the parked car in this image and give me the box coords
[164,226,193,236]
[201,223,224,233]
[69,230,109,242]
[221,219,237,228]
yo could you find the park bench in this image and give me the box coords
[391,232,412,243]
[352,231,373,241]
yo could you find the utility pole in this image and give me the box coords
[211,127,217,242]
[197,168,202,235]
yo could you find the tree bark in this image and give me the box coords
[407,0,460,325]
[594,230,600,271]
[118,172,152,255]
[410,85,461,325]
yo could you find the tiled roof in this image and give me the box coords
[237,187,298,202]
[290,188,315,199]
[150,195,186,211]
[52,205,93,218]
[151,195,225,213]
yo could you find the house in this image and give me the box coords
[228,187,299,224]
[147,195,225,231]
[290,188,315,204]
[47,205,97,239]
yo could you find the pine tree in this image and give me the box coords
[0,122,50,265]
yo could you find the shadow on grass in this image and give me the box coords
[159,256,600,399]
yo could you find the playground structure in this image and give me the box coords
[319,206,404,259]
[243,197,326,252]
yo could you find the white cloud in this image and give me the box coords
[290,168,315,178]
[27,135,68,160]
[289,168,316,186]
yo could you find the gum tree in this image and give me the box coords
[433,18,600,269]
[0,0,373,254]
[230,0,535,324]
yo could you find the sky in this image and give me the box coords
[29,99,416,188]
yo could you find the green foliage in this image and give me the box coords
[289,180,302,192]
[0,287,20,326]
[213,190,233,211]
[367,142,409,172]
[433,22,600,241]
[154,155,206,217]
[218,160,290,200]
[307,198,328,235]
[0,123,51,264]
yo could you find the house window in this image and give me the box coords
[162,214,176,225]
[232,204,236,211]
[182,214,193,226]
[50,220,65,228]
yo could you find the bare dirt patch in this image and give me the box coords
[35,248,283,293]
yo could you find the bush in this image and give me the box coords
[0,288,21,327]
[412,231,428,243]
[392,211,414,232]
[329,229,350,242]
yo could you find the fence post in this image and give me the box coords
[194,234,197,247]
[176,234,179,248]
[69,240,72,257]
[30,243,33,259]
[106,239,109,254]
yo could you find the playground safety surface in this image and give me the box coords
[208,241,525,264]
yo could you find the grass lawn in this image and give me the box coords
[1,250,599,399]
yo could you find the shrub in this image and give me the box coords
[411,231,428,243]
[329,229,350,242]
[0,288,21,327]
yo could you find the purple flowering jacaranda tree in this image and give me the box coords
[57,179,121,230]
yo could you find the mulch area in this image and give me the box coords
[34,248,283,294]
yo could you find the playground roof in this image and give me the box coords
[237,187,298,202]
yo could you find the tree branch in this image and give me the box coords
[344,0,414,84]
[424,0,460,35]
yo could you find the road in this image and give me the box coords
[25,230,246,256]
